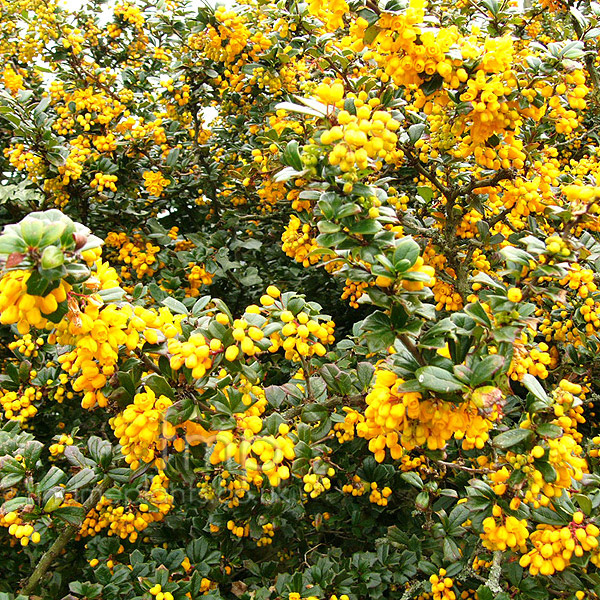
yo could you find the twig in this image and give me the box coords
[399,333,426,366]
[485,550,504,594]
[436,460,494,474]
[20,477,112,595]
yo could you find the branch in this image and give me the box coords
[299,356,314,400]
[456,169,515,198]
[282,393,364,420]
[485,550,504,594]
[134,348,163,375]
[436,460,494,474]
[20,477,112,596]
[399,333,426,366]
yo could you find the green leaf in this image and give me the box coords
[264,385,286,409]
[361,311,395,352]
[66,467,98,491]
[53,505,85,525]
[1,457,26,474]
[166,147,180,167]
[443,538,461,563]
[23,440,43,469]
[41,245,64,269]
[39,466,67,491]
[534,460,557,483]
[415,366,466,393]
[470,355,505,386]
[536,423,562,438]
[531,506,568,526]
[162,297,189,315]
[0,235,27,254]
[463,302,492,328]
[493,428,534,449]
[318,221,341,234]
[25,271,50,296]
[521,374,549,403]
[282,140,303,171]
[20,218,44,247]
[301,403,328,423]
[0,472,24,490]
[393,237,420,271]
[349,220,382,235]
[573,493,592,516]
[476,585,494,600]
[145,374,176,400]
[400,471,423,489]
[408,124,426,144]
[415,491,429,510]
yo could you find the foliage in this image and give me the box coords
[2,0,600,599]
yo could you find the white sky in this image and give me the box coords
[60,0,211,10]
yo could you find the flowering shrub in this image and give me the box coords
[2,0,600,599]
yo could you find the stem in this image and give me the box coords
[20,478,111,596]
[399,333,426,366]
[282,393,363,420]
[135,348,163,375]
[299,355,314,400]
[400,580,426,600]
[485,550,504,594]
[436,460,494,474]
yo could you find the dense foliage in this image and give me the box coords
[3,0,600,598]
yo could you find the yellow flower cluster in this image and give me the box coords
[559,264,597,299]
[505,430,587,508]
[0,511,40,546]
[267,307,334,361]
[257,522,275,546]
[281,216,321,267]
[303,470,334,498]
[54,272,182,409]
[186,263,214,297]
[519,513,600,576]
[214,470,250,508]
[8,333,43,358]
[209,423,294,488]
[114,3,145,29]
[104,231,161,280]
[0,387,40,422]
[2,65,24,95]
[4,144,45,181]
[429,569,456,600]
[168,333,217,380]
[318,95,402,173]
[110,387,175,470]
[342,474,367,496]
[143,171,170,197]
[79,473,172,543]
[361,0,451,86]
[307,0,348,31]
[50,82,125,137]
[200,7,251,64]
[368,482,392,506]
[341,279,370,308]
[49,433,73,457]
[148,585,174,600]
[480,504,529,552]
[0,271,70,334]
[226,519,250,538]
[90,173,118,193]
[351,368,500,462]
[507,334,552,380]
